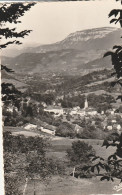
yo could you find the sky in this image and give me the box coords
[2,0,121,47]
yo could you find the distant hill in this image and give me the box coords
[56,68,121,102]
[78,56,112,70]
[2,27,121,75]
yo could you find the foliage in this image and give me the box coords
[25,88,55,105]
[55,122,76,138]
[67,141,95,178]
[1,2,36,119]
[61,99,73,108]
[99,0,122,182]
[4,173,22,195]
[116,105,122,113]
[67,141,95,167]
[2,82,21,102]
[77,128,97,139]
[3,131,48,154]
[82,133,122,181]
[108,6,122,27]
[0,3,39,195]
[59,93,115,110]
[81,0,122,182]
[0,3,35,49]
[4,131,64,195]
[55,118,106,140]
[1,65,14,73]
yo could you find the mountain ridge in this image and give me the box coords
[2,27,121,75]
[2,27,121,57]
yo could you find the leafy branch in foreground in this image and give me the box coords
[1,3,36,195]
[0,3,35,49]
[1,3,35,106]
[81,0,122,182]
[82,135,122,182]
[1,65,14,73]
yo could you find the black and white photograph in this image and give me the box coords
[1,0,122,195]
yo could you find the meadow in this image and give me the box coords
[25,137,119,195]
[4,126,119,195]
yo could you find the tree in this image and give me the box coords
[1,83,21,103]
[55,122,76,138]
[0,3,35,49]
[67,141,95,178]
[1,3,35,104]
[67,141,95,166]
[0,3,36,195]
[3,131,63,195]
[82,0,122,182]
[1,3,38,124]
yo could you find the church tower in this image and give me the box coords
[84,96,88,109]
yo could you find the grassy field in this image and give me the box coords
[49,137,115,160]
[4,126,120,195]
[25,176,122,195]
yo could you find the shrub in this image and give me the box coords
[67,140,95,166]
[55,122,76,138]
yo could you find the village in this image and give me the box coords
[3,94,122,139]
[42,97,122,136]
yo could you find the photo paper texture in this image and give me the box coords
[1,1,122,195]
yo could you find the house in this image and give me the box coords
[40,127,55,135]
[87,110,97,116]
[56,95,64,100]
[111,110,115,115]
[77,110,86,117]
[73,106,80,111]
[44,106,64,116]
[106,109,115,115]
[24,123,37,130]
[117,124,121,130]
[70,107,86,117]
[107,126,113,131]
[41,102,47,108]
[57,102,61,107]
[111,120,117,123]
[74,124,83,134]
[42,123,57,131]
[40,124,56,135]
[70,110,78,115]
[101,111,104,115]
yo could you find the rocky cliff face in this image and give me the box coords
[35,27,121,52]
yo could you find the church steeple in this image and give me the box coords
[84,96,88,109]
